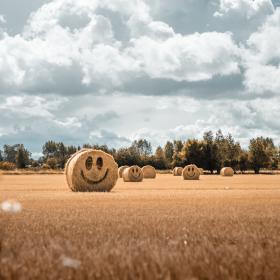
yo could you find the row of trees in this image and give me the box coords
[0,130,279,173]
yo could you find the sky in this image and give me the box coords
[0,0,280,157]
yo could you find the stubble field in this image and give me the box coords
[1,174,280,279]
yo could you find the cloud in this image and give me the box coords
[0,0,243,96]
[0,15,6,24]
[128,32,240,82]
[243,8,280,94]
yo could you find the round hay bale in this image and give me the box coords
[142,165,156,179]
[118,165,129,178]
[182,164,200,180]
[65,149,118,192]
[123,165,143,182]
[198,168,204,175]
[173,167,183,176]
[220,167,234,177]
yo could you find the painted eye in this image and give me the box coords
[85,157,93,170]
[192,167,194,172]
[96,157,103,170]
[132,168,135,173]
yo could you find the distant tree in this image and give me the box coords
[131,139,152,158]
[42,141,58,159]
[173,140,184,154]
[271,146,280,170]
[3,144,19,163]
[164,141,174,167]
[154,146,167,169]
[46,157,57,169]
[202,131,219,174]
[171,140,184,168]
[180,139,204,167]
[239,151,249,173]
[224,134,241,171]
[0,150,3,162]
[115,147,141,167]
[15,144,31,169]
[249,137,275,174]
[56,142,67,168]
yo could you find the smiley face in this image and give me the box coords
[122,165,143,182]
[65,149,118,192]
[182,164,200,180]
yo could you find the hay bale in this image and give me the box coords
[142,165,156,179]
[173,167,183,176]
[118,166,129,178]
[65,149,118,192]
[123,165,143,182]
[198,168,204,175]
[182,164,200,180]
[220,167,234,177]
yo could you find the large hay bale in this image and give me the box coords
[173,167,183,176]
[198,168,204,175]
[182,164,200,180]
[142,165,156,179]
[65,149,118,192]
[118,166,129,178]
[123,165,143,182]
[220,167,234,177]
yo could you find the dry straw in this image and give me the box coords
[173,167,183,176]
[118,166,129,178]
[182,164,200,180]
[123,165,143,182]
[65,149,118,192]
[142,165,156,179]
[198,168,204,175]
[220,167,234,177]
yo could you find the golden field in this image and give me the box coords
[1,174,280,279]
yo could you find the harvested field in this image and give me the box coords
[1,174,280,279]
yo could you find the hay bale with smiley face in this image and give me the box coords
[220,167,234,177]
[142,165,156,179]
[173,167,183,176]
[65,149,118,192]
[118,165,129,178]
[123,165,143,182]
[182,164,200,180]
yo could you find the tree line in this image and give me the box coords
[0,130,279,174]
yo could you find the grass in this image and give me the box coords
[1,174,280,279]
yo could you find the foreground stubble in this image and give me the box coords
[1,174,280,279]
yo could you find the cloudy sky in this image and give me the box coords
[0,0,280,156]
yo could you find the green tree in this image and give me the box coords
[202,131,219,174]
[154,146,167,170]
[171,140,184,168]
[46,157,57,169]
[42,141,58,159]
[131,139,152,158]
[239,151,249,173]
[164,141,174,167]
[180,139,204,167]
[16,144,31,169]
[249,137,275,174]
[224,134,241,171]
[3,144,19,163]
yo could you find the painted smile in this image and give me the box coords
[81,169,109,184]
[132,173,140,178]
